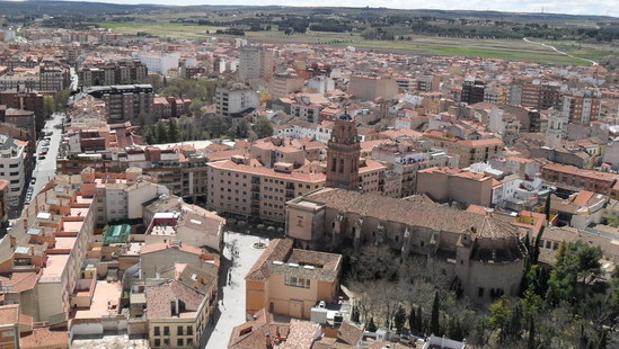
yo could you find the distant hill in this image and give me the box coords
[0,0,165,17]
[0,1,617,23]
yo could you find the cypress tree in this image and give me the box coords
[431,291,440,335]
[408,307,416,333]
[527,316,536,349]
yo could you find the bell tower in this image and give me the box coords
[326,113,360,191]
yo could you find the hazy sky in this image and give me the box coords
[39,0,619,17]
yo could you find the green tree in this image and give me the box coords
[393,305,406,334]
[416,307,424,334]
[43,95,55,116]
[527,316,536,349]
[54,89,71,111]
[366,317,377,332]
[507,301,523,341]
[489,297,512,343]
[431,291,440,335]
[351,305,360,323]
[252,116,274,139]
[156,122,168,144]
[168,121,180,143]
[229,118,250,139]
[447,317,464,341]
[547,241,603,306]
[408,307,416,333]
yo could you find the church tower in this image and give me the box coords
[326,113,361,191]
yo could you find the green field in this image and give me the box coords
[99,21,224,39]
[100,21,614,66]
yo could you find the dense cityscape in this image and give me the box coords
[0,2,618,348]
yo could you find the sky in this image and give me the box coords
[48,0,619,17]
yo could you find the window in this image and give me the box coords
[154,339,161,347]
[154,326,160,336]
[177,326,183,335]
[478,287,485,298]
[163,339,169,346]
[164,326,170,336]
[187,338,193,346]
[177,339,184,347]
[187,326,193,335]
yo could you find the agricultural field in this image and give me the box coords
[99,20,615,66]
[98,21,224,39]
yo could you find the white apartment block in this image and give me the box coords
[215,85,260,117]
[137,52,180,75]
[0,135,26,207]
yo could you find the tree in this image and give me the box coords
[544,193,552,221]
[366,317,377,332]
[43,95,55,116]
[54,89,71,111]
[489,297,512,343]
[156,122,168,144]
[507,301,523,341]
[527,316,536,349]
[547,241,603,307]
[393,305,406,333]
[447,317,464,341]
[408,307,416,333]
[253,116,273,139]
[168,121,180,143]
[416,307,424,334]
[351,305,360,323]
[431,291,440,335]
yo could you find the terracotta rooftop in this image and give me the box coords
[303,188,520,239]
[144,280,204,320]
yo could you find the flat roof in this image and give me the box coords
[74,281,122,319]
[54,237,77,251]
[40,254,70,283]
[63,221,84,233]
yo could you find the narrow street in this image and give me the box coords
[30,112,63,198]
[203,231,265,349]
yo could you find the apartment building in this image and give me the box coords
[416,167,494,207]
[461,79,485,105]
[422,130,504,168]
[0,180,96,323]
[245,238,342,320]
[79,61,148,88]
[509,79,560,110]
[152,97,192,119]
[371,141,459,197]
[561,88,601,125]
[0,135,27,208]
[541,163,618,196]
[207,156,326,223]
[269,71,304,99]
[215,84,259,117]
[144,273,216,349]
[85,84,154,124]
[0,64,69,93]
[137,52,179,76]
[238,46,274,87]
[87,168,170,226]
[349,75,398,101]
[0,107,36,141]
[0,89,46,132]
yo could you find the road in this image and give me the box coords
[28,113,64,200]
[523,37,598,66]
[203,231,265,349]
